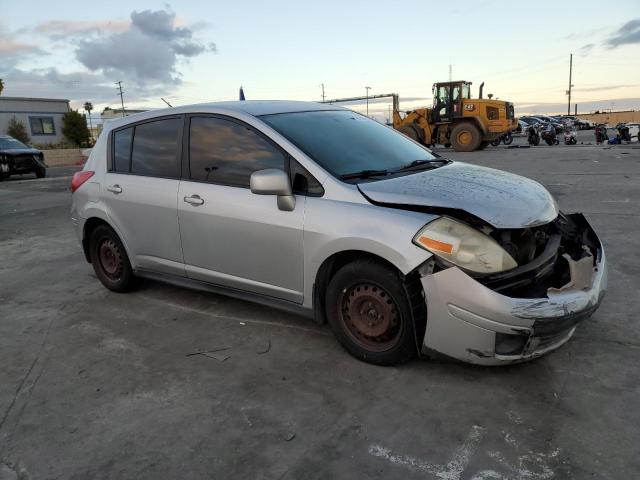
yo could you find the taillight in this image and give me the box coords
[71,171,95,193]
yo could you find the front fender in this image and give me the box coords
[301,197,435,308]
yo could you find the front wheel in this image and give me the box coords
[450,122,482,152]
[397,125,420,142]
[35,166,46,178]
[325,259,418,366]
[89,224,137,292]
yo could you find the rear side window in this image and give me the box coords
[131,118,181,178]
[112,127,133,172]
[189,116,285,187]
[111,119,181,176]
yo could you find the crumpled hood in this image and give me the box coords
[358,162,558,229]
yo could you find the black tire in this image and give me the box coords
[325,259,418,366]
[450,122,482,152]
[397,125,420,142]
[490,138,500,147]
[35,166,46,178]
[479,141,490,149]
[503,134,513,145]
[89,224,136,292]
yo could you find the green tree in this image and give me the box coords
[6,116,30,144]
[62,110,91,147]
[0,78,4,96]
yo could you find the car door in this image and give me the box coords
[102,116,185,276]
[178,115,305,303]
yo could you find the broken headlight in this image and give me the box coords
[413,217,518,274]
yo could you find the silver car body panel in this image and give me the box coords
[358,162,559,228]
[178,180,306,303]
[101,172,184,277]
[71,100,607,366]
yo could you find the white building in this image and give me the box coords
[0,97,70,145]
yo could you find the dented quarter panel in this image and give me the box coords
[358,161,558,228]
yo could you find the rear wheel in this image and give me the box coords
[89,224,136,292]
[325,259,418,366]
[450,122,482,152]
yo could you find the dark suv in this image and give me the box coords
[0,135,47,180]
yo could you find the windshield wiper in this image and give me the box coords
[394,159,446,172]
[340,169,390,180]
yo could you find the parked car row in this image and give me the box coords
[550,115,595,130]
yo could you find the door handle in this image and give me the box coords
[107,184,122,194]
[184,194,204,206]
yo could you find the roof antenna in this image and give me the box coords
[239,86,246,101]
[161,97,173,107]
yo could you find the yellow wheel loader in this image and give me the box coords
[393,81,517,152]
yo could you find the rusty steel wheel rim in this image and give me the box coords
[339,283,401,352]
[99,239,123,281]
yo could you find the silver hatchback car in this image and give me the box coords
[71,101,607,366]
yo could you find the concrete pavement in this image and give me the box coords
[1,145,638,479]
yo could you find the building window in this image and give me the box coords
[29,117,56,135]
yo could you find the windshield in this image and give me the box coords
[0,137,29,150]
[260,110,438,179]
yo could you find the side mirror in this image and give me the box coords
[250,169,296,211]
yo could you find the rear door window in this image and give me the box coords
[130,118,181,178]
[188,116,286,187]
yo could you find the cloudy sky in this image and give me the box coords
[1,0,639,120]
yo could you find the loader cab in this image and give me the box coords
[432,81,472,123]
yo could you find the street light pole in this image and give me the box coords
[365,86,371,116]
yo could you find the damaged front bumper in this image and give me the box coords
[419,214,607,365]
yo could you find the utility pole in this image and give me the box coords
[116,81,125,117]
[567,54,573,116]
[365,86,371,116]
[320,83,325,102]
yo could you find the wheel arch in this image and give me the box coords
[311,249,425,327]
[454,116,487,135]
[81,215,132,265]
